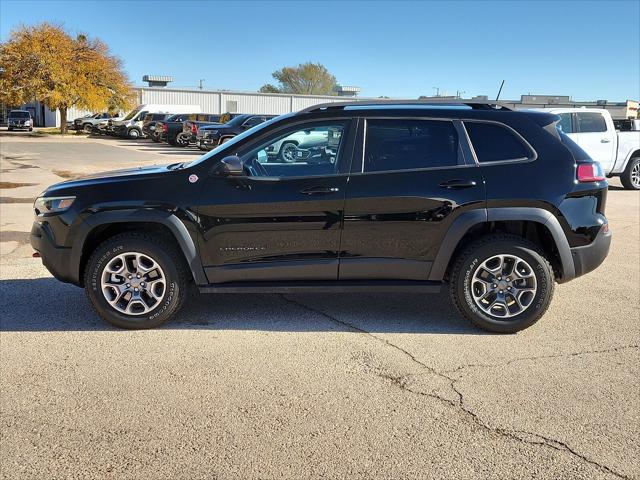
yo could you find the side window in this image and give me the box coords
[135,111,148,121]
[364,119,463,172]
[557,113,574,134]
[465,122,530,162]
[240,123,348,178]
[244,116,265,127]
[576,112,607,133]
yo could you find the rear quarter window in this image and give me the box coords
[465,122,531,162]
[576,112,607,133]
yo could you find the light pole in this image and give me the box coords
[433,87,440,97]
[198,79,205,90]
[456,90,466,99]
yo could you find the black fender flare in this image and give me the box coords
[428,207,575,283]
[71,209,207,285]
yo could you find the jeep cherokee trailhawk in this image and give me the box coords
[31,100,611,332]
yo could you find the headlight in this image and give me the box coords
[34,196,76,215]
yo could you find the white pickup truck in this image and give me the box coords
[538,108,640,190]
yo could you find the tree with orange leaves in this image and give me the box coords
[0,23,135,133]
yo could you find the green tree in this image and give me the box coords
[0,23,135,133]
[259,62,337,95]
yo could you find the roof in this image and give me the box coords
[297,99,513,114]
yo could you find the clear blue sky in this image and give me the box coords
[1,0,638,101]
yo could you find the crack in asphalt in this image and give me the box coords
[443,344,639,377]
[280,294,631,480]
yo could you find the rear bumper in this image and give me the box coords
[570,225,611,279]
[30,221,78,285]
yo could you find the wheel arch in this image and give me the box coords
[429,208,575,283]
[74,210,207,287]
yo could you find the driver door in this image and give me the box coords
[197,119,354,284]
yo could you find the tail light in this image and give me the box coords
[577,162,605,182]
[162,123,168,133]
[191,123,197,134]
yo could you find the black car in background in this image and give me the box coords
[196,114,275,150]
[142,113,171,140]
[31,100,611,333]
[155,113,218,146]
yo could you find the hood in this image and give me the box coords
[45,164,173,192]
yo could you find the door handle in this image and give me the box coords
[300,186,340,195]
[439,179,477,189]
[601,138,611,143]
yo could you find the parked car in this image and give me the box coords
[31,100,611,333]
[7,110,33,131]
[178,115,226,147]
[158,113,220,147]
[73,112,116,133]
[196,114,275,150]
[154,113,201,145]
[613,118,640,132]
[142,113,171,141]
[537,108,640,190]
[265,128,333,162]
[111,104,201,139]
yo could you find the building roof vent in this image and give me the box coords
[335,85,361,97]
[142,75,173,87]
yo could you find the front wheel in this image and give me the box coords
[449,234,554,333]
[83,123,93,133]
[279,142,298,162]
[84,232,188,329]
[127,128,141,139]
[620,157,640,190]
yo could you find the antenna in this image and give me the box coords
[496,80,505,101]
[198,79,205,90]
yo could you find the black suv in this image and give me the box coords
[196,114,275,150]
[30,100,611,333]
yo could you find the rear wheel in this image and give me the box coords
[279,142,298,162]
[620,157,640,190]
[449,234,554,333]
[83,123,93,133]
[84,232,188,329]
[175,132,189,147]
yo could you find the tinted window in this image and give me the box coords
[244,116,266,127]
[364,119,462,172]
[557,113,574,134]
[465,122,530,162]
[576,112,606,133]
[9,111,30,119]
[240,123,347,178]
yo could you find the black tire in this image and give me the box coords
[84,232,189,329]
[7,127,12,131]
[82,123,93,133]
[29,127,33,132]
[620,157,640,190]
[151,132,161,143]
[278,141,298,162]
[449,234,555,333]
[127,128,141,139]
[175,132,189,147]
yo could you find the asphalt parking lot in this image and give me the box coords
[0,132,638,479]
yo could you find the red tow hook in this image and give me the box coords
[32,252,41,258]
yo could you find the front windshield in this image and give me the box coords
[10,111,30,118]
[189,114,292,168]
[123,108,140,121]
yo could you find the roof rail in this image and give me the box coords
[297,99,513,114]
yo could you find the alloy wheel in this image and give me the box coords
[470,254,537,318]
[100,251,166,315]
[631,162,640,189]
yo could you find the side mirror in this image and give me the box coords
[218,155,244,176]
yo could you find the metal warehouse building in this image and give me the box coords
[2,88,638,128]
[2,88,368,128]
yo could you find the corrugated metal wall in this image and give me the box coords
[138,88,359,115]
[42,89,366,126]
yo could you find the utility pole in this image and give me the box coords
[433,86,440,97]
[198,79,205,90]
[456,90,466,99]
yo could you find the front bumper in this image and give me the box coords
[30,221,78,285]
[570,224,612,278]
[113,124,128,136]
[197,137,217,150]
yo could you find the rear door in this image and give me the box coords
[339,117,485,281]
[574,112,616,171]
